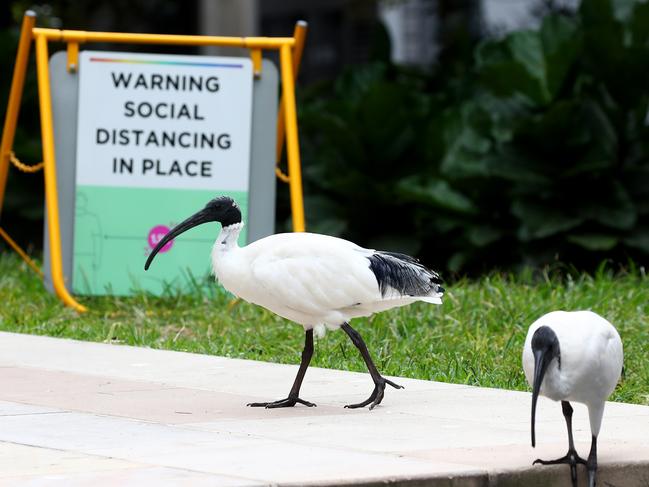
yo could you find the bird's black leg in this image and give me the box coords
[533,401,587,487]
[341,322,403,410]
[247,329,316,408]
[586,435,598,487]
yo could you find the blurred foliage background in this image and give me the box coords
[298,0,649,274]
[1,0,648,275]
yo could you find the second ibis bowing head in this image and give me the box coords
[522,311,623,487]
[145,195,445,410]
[530,325,561,448]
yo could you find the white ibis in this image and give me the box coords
[145,196,443,409]
[522,310,623,487]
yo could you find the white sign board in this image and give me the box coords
[72,51,254,295]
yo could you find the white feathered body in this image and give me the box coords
[212,225,443,334]
[522,310,623,435]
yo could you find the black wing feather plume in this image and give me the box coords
[368,251,444,298]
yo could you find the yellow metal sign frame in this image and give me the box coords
[0,11,308,312]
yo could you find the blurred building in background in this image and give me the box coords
[1,0,582,80]
[379,0,440,66]
[199,0,378,83]
[198,0,580,75]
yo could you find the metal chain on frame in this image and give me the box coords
[0,152,44,276]
[275,166,290,183]
[8,151,44,173]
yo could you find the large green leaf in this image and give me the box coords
[333,63,388,104]
[579,0,644,107]
[624,168,649,215]
[509,30,549,102]
[466,225,503,247]
[512,200,584,240]
[540,15,581,98]
[477,34,550,105]
[439,104,492,179]
[447,252,469,273]
[582,181,637,230]
[631,1,649,47]
[476,15,580,106]
[302,111,365,166]
[357,82,417,168]
[485,153,551,184]
[581,99,618,162]
[512,100,595,175]
[397,177,477,214]
[624,228,649,252]
[567,234,619,250]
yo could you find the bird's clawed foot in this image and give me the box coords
[247,396,316,409]
[533,449,587,487]
[344,376,404,410]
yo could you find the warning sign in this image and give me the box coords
[73,51,253,295]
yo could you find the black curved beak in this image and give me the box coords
[531,348,550,448]
[144,208,214,270]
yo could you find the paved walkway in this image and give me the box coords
[0,331,647,486]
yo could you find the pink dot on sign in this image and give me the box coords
[148,225,173,252]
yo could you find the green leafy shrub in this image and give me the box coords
[298,0,649,273]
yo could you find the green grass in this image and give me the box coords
[1,251,648,404]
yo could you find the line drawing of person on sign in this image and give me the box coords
[73,191,103,294]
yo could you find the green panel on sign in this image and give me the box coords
[73,186,247,295]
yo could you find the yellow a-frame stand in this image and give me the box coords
[0,11,308,312]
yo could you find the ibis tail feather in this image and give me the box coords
[367,251,443,300]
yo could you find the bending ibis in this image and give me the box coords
[145,196,444,410]
[522,310,623,487]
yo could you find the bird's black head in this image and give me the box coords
[530,325,561,448]
[204,196,242,228]
[144,196,242,271]
[531,326,561,363]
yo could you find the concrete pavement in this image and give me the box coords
[0,331,647,486]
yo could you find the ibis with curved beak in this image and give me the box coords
[145,196,444,409]
[522,310,623,487]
